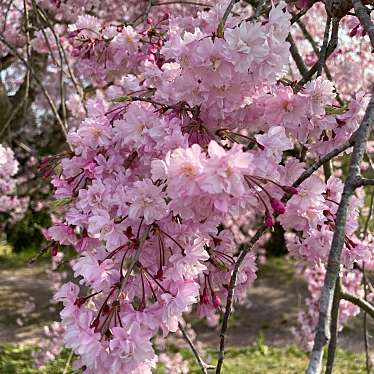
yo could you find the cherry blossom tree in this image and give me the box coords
[1,1,374,373]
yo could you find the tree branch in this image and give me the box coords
[355,177,374,187]
[179,323,214,374]
[0,33,70,146]
[325,279,340,374]
[341,291,374,319]
[307,85,374,374]
[287,33,309,78]
[353,0,374,49]
[217,0,239,37]
[317,15,331,76]
[295,17,339,91]
[294,18,344,105]
[293,138,354,188]
[215,225,267,374]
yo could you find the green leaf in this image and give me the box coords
[49,197,73,209]
[217,20,225,38]
[111,96,132,103]
[325,105,348,115]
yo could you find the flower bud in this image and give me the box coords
[51,243,58,256]
[270,198,286,214]
[71,47,81,57]
[213,295,221,308]
[201,288,209,304]
[265,214,275,228]
[68,30,80,39]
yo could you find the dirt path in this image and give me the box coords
[0,266,56,345]
[0,259,372,353]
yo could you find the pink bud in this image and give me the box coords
[282,186,298,195]
[213,295,221,308]
[201,288,209,304]
[74,297,86,307]
[161,13,170,22]
[265,214,275,228]
[146,17,153,25]
[51,244,58,256]
[68,30,80,39]
[270,198,286,214]
[71,47,81,57]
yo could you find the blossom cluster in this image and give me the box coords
[0,144,27,226]
[35,0,373,371]
[293,264,364,351]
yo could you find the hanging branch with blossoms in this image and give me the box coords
[1,0,374,373]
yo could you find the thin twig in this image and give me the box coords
[215,225,267,374]
[0,33,70,145]
[32,2,86,111]
[317,15,331,77]
[341,291,374,319]
[179,323,214,373]
[363,264,372,374]
[293,138,354,188]
[325,279,340,374]
[356,177,374,187]
[295,17,339,92]
[287,33,308,78]
[295,18,344,105]
[132,0,152,26]
[353,0,374,49]
[362,189,374,239]
[217,0,239,37]
[291,2,315,24]
[63,349,74,374]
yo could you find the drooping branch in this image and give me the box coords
[340,291,374,319]
[317,15,331,76]
[287,33,309,78]
[294,17,344,105]
[355,177,374,187]
[353,0,374,49]
[217,0,239,36]
[215,225,267,374]
[325,279,340,374]
[295,17,339,91]
[215,114,361,373]
[307,85,374,374]
[178,323,214,374]
[0,33,70,145]
[293,138,354,188]
[362,264,372,374]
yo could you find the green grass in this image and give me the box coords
[0,343,367,374]
[0,345,72,374]
[257,255,295,282]
[0,243,46,269]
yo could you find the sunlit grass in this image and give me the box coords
[0,343,367,374]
